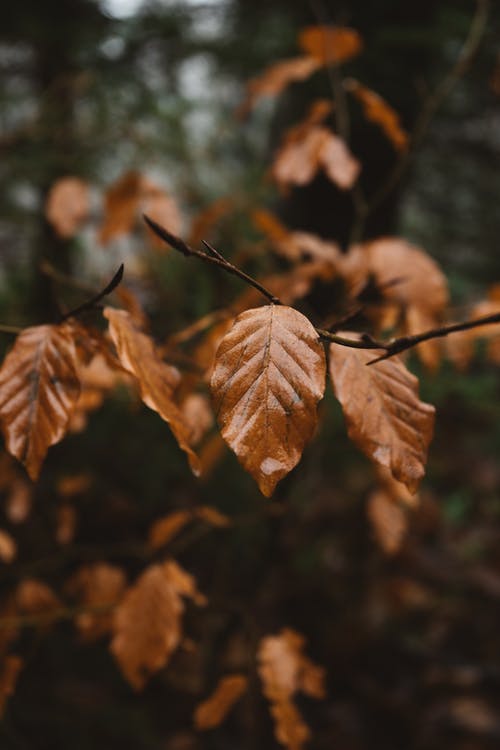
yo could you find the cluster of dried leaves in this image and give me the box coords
[1,20,497,748]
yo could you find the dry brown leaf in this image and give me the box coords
[99,171,143,244]
[194,674,248,730]
[143,184,182,250]
[0,529,16,563]
[148,511,192,550]
[104,308,200,475]
[111,560,205,690]
[69,563,126,641]
[405,306,442,372]
[329,337,435,493]
[45,177,90,238]
[253,210,341,267]
[0,655,23,717]
[237,56,320,118]
[345,78,408,151]
[258,628,325,750]
[0,324,81,480]
[193,505,230,527]
[55,503,77,545]
[365,238,448,316]
[367,489,408,555]
[5,478,32,523]
[16,578,60,617]
[272,125,359,191]
[374,465,419,509]
[188,197,233,247]
[181,393,214,446]
[211,305,326,496]
[149,506,230,550]
[298,26,362,66]
[57,473,92,497]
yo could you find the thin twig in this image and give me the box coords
[0,323,23,335]
[144,218,500,364]
[59,263,124,322]
[367,310,500,364]
[143,215,282,305]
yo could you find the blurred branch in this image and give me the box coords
[350,0,489,241]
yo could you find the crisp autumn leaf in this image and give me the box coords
[68,563,126,641]
[297,26,362,66]
[237,57,320,118]
[345,78,408,151]
[194,674,248,730]
[104,307,200,475]
[111,560,206,690]
[0,324,81,480]
[211,305,326,496]
[258,628,325,750]
[0,655,22,717]
[45,177,90,238]
[367,489,408,556]
[329,337,435,493]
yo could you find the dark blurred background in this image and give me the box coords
[1,1,500,749]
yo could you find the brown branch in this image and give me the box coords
[143,215,282,305]
[143,218,500,364]
[59,263,124,322]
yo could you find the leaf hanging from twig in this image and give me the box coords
[104,308,201,476]
[0,324,81,480]
[211,305,326,496]
[329,337,435,493]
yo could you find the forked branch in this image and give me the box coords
[144,217,500,364]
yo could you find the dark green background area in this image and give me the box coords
[1,1,500,749]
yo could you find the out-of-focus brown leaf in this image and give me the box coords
[16,578,61,617]
[57,473,92,497]
[342,238,449,318]
[194,674,248,730]
[375,465,419,509]
[55,503,77,545]
[181,393,214,446]
[367,489,408,556]
[0,655,23,717]
[0,529,16,563]
[329,337,435,493]
[237,57,320,118]
[0,324,81,480]
[188,197,233,247]
[68,350,129,433]
[5,478,32,523]
[115,286,150,331]
[143,183,182,250]
[272,125,359,191]
[111,560,205,690]
[258,628,325,750]
[148,511,192,550]
[68,563,126,641]
[99,171,143,244]
[149,506,230,551]
[45,177,90,238]
[104,308,200,475]
[253,210,341,267]
[405,306,442,372]
[211,306,326,496]
[345,78,408,151]
[298,26,362,66]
